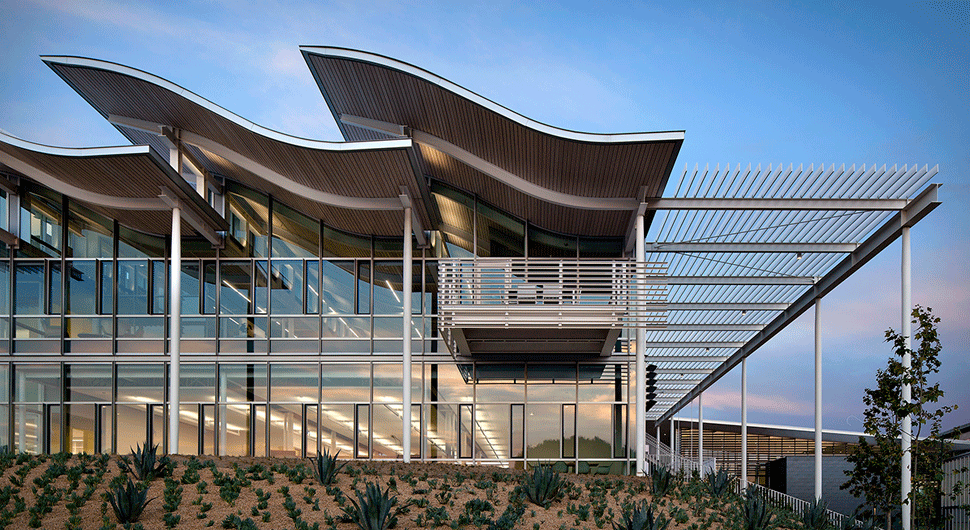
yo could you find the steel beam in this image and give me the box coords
[657,183,940,424]
[667,303,788,311]
[668,276,816,285]
[643,197,909,211]
[644,356,730,362]
[663,324,765,331]
[651,242,857,253]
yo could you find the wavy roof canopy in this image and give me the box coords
[301,47,685,236]
[42,56,428,237]
[0,132,226,238]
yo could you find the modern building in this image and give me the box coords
[0,47,940,494]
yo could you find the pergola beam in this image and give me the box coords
[652,242,857,253]
[643,197,909,211]
[657,183,941,424]
[643,342,745,349]
[668,276,815,285]
[663,324,765,331]
[644,356,730,362]
[668,303,788,311]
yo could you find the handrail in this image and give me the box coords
[438,258,668,329]
[736,479,852,528]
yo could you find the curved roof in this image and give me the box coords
[301,47,685,236]
[0,131,226,238]
[42,56,427,237]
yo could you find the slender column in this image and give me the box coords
[815,298,822,501]
[669,417,675,457]
[698,393,704,474]
[741,358,748,484]
[169,206,181,454]
[901,227,912,530]
[402,207,413,462]
[635,214,646,475]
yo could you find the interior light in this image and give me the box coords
[796,252,804,260]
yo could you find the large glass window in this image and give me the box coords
[430,183,474,256]
[220,262,252,314]
[219,364,267,403]
[65,364,112,402]
[117,364,164,403]
[19,189,62,258]
[323,226,370,258]
[225,184,269,258]
[528,226,576,258]
[272,201,318,258]
[321,364,370,402]
[66,261,97,314]
[118,261,149,314]
[476,202,524,257]
[118,226,165,258]
[66,202,113,258]
[322,260,354,314]
[270,261,304,314]
[15,262,45,315]
[13,364,61,402]
[181,364,216,402]
[270,364,319,402]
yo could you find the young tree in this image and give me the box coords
[842,306,958,529]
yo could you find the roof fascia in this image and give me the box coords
[300,46,686,145]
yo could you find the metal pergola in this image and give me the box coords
[634,161,938,515]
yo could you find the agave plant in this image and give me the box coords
[118,442,169,481]
[649,464,675,498]
[613,500,669,530]
[802,498,831,530]
[312,448,347,486]
[108,477,155,525]
[740,486,773,530]
[342,482,403,530]
[523,464,568,508]
[705,467,732,498]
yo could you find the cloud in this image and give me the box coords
[692,388,813,416]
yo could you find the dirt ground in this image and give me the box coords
[0,453,798,529]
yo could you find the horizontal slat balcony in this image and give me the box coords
[437,258,668,330]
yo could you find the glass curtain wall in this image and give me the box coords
[0,180,634,471]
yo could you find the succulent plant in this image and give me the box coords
[312,448,348,486]
[108,477,154,526]
[523,464,568,508]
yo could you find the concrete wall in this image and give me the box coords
[773,455,867,516]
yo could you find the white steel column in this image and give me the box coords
[901,226,912,530]
[815,298,822,501]
[402,207,413,462]
[169,205,181,454]
[670,417,675,457]
[698,393,704,474]
[635,214,646,475]
[741,358,748,483]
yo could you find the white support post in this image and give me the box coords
[402,207,413,463]
[169,205,181,455]
[635,214,646,476]
[901,226,912,530]
[814,298,822,501]
[741,358,748,483]
[670,417,675,457]
[698,393,704,474]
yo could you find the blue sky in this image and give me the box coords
[1,0,967,432]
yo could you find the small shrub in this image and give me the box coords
[523,465,568,508]
[341,482,405,530]
[839,515,876,530]
[108,477,154,525]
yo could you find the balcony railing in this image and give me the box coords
[437,258,668,329]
